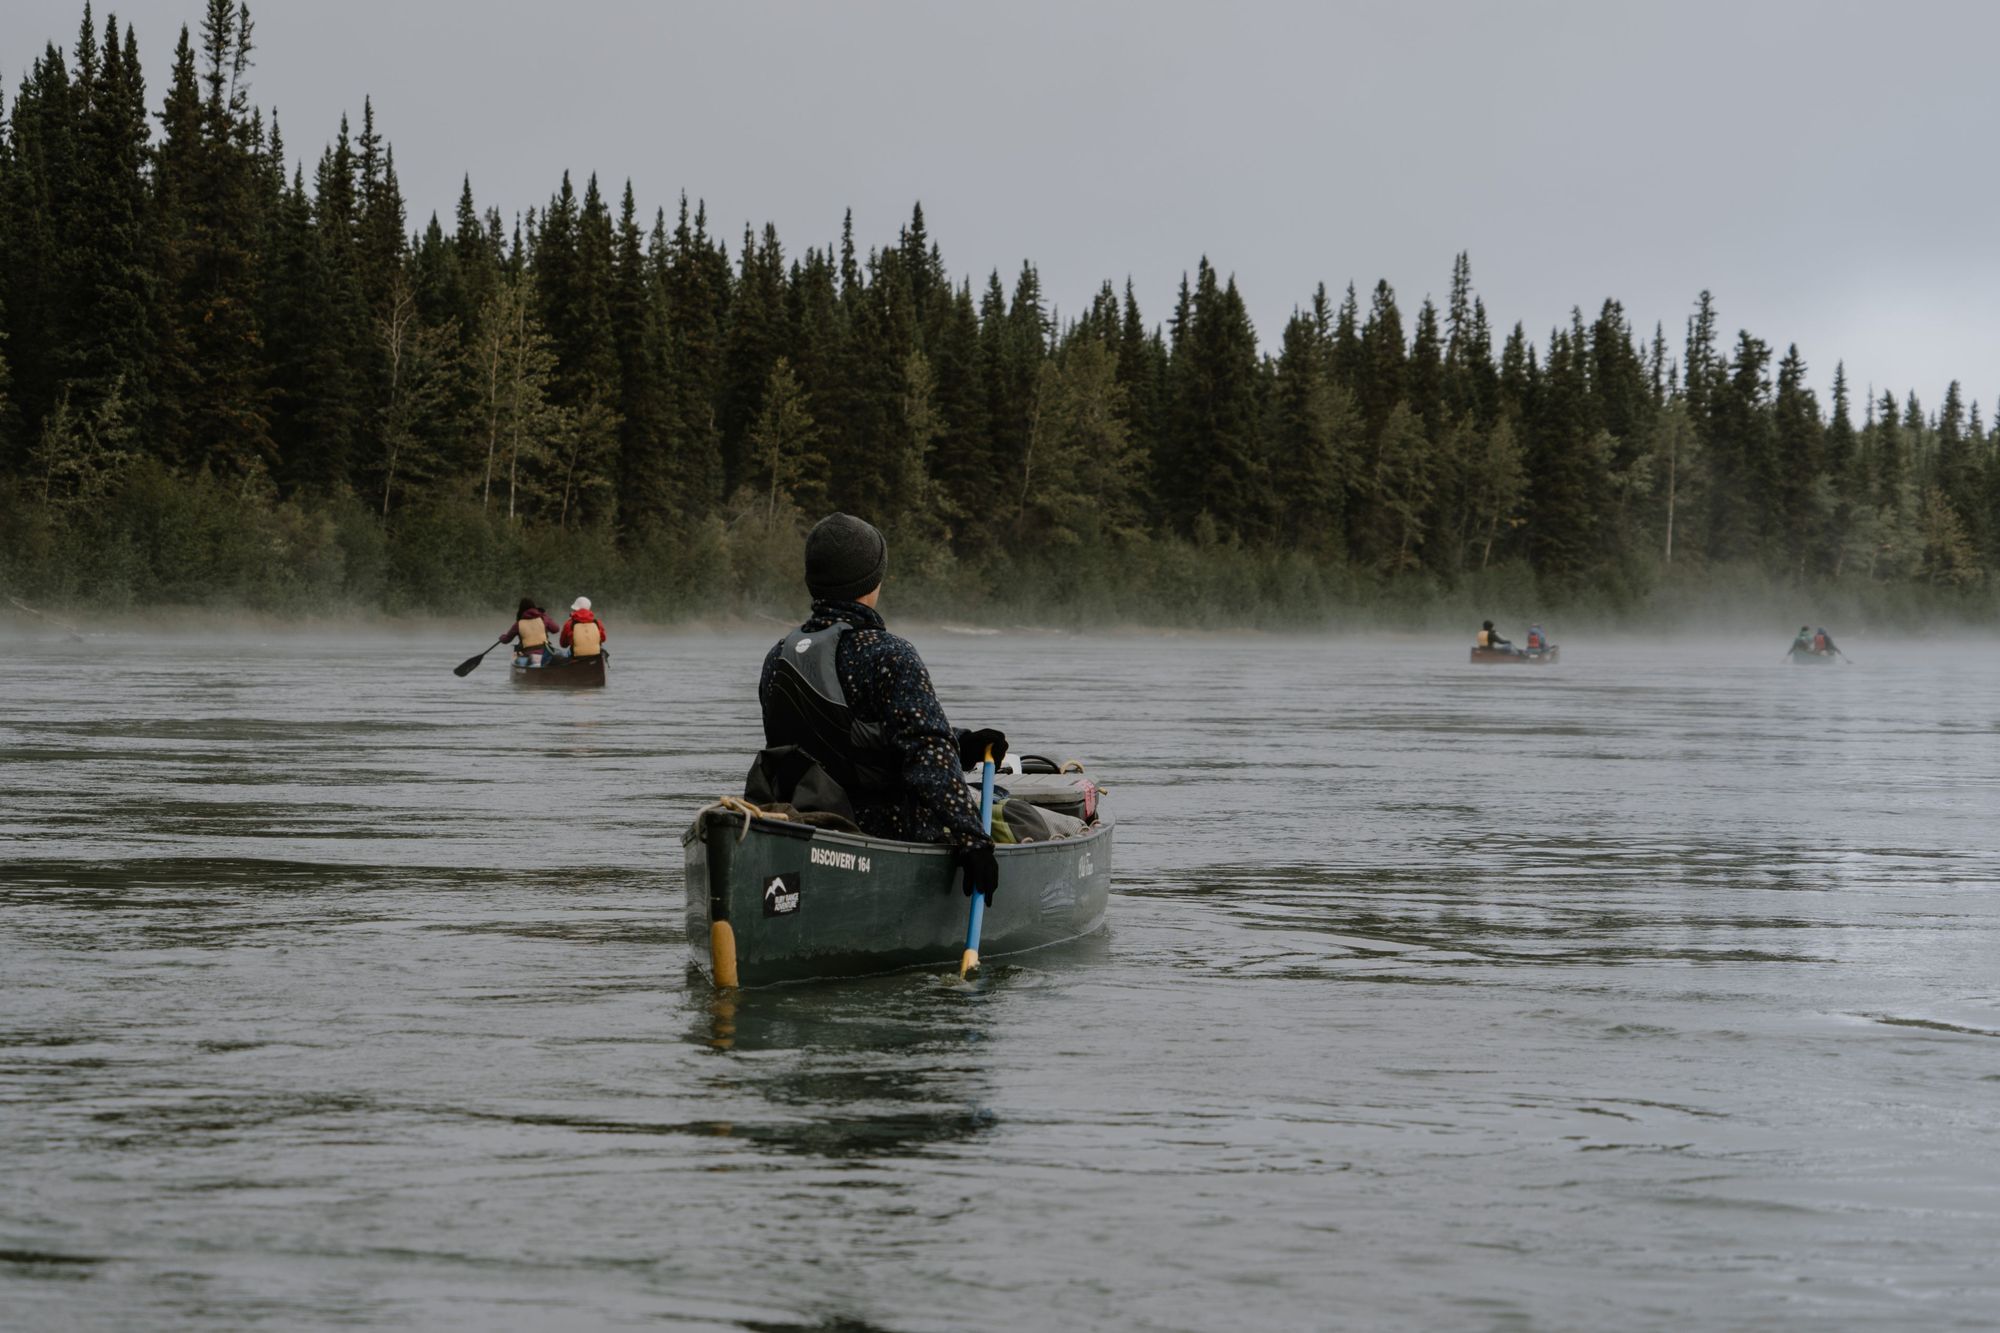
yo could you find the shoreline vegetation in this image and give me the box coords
[3,5,1998,634]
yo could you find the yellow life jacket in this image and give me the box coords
[517,616,548,649]
[571,620,603,657]
[1476,629,1491,648]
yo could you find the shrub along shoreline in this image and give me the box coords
[4,466,1991,636]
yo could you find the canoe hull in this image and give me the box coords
[1789,649,1837,666]
[683,810,1113,987]
[512,654,607,688]
[1470,645,1558,664]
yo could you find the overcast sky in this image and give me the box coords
[7,0,1997,410]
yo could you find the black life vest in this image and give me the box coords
[764,623,900,801]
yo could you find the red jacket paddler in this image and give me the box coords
[561,597,606,657]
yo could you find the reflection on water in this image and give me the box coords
[693,980,999,1160]
[3,629,1999,1329]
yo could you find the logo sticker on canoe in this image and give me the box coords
[762,872,801,917]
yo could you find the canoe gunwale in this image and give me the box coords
[680,806,1113,856]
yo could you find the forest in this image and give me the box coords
[3,2,1997,627]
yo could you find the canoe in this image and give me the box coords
[1789,648,1837,666]
[1470,645,1558,664]
[683,796,1113,987]
[511,653,607,688]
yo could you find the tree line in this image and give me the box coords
[3,2,1996,621]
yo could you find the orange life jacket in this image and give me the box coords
[1813,633,1827,652]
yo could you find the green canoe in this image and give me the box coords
[1788,648,1837,666]
[682,794,1113,988]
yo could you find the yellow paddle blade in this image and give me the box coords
[959,948,980,979]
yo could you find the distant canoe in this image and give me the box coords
[512,653,607,688]
[1788,648,1837,666]
[1470,645,1558,665]
[683,804,1113,988]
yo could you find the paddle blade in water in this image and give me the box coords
[453,653,487,677]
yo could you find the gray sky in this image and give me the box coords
[8,0,1998,411]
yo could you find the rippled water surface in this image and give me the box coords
[4,628,1998,1331]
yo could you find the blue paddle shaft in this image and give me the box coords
[964,886,986,954]
[963,754,997,960]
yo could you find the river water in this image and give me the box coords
[3,627,1997,1331]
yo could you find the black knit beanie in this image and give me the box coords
[805,513,888,601]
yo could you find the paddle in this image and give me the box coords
[454,639,506,677]
[959,746,998,981]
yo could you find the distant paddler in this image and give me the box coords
[754,512,1004,904]
[558,596,607,661]
[500,597,561,668]
[1476,619,1514,652]
[1787,624,1846,663]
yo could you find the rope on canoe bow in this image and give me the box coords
[702,795,791,843]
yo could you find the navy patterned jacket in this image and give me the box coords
[759,600,989,849]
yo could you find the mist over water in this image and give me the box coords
[4,628,1998,1330]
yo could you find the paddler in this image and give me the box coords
[1476,619,1513,651]
[1790,625,1814,656]
[559,596,606,659]
[758,512,1005,902]
[500,597,560,667]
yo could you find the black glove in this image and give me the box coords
[956,842,999,904]
[958,728,1008,771]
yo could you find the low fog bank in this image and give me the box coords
[5,559,1993,642]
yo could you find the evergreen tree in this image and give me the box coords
[719,220,789,493]
[610,182,670,535]
[155,3,273,476]
[1769,344,1822,577]
[658,195,725,518]
[1268,299,1352,553]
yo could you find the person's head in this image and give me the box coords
[805,512,887,604]
[572,596,592,613]
[517,597,538,617]
[1482,620,1494,631]
[1801,625,1811,634]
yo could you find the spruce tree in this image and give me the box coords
[1770,344,1823,576]
[719,221,789,494]
[155,5,273,476]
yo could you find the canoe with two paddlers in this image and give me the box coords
[1470,644,1558,664]
[684,767,1112,987]
[512,653,607,687]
